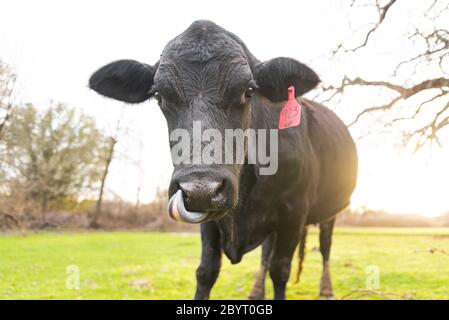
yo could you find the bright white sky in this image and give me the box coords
[1,0,448,216]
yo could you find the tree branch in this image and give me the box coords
[336,0,397,53]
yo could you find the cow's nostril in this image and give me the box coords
[210,179,225,196]
[214,180,226,197]
[178,181,195,198]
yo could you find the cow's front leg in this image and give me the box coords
[194,221,222,300]
[248,233,275,300]
[269,202,308,300]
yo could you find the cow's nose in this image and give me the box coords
[178,179,226,211]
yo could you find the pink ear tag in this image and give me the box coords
[279,86,301,129]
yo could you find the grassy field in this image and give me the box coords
[1,228,449,300]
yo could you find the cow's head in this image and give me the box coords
[89,20,319,224]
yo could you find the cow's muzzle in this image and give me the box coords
[167,172,238,224]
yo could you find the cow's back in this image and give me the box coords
[251,95,357,225]
[300,98,358,224]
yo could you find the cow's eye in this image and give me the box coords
[153,91,162,104]
[245,86,254,98]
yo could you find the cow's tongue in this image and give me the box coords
[168,189,208,224]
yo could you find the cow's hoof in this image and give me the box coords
[248,285,265,300]
[248,292,265,300]
[248,291,265,300]
[318,295,336,300]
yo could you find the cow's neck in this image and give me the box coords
[217,162,263,264]
[217,96,297,263]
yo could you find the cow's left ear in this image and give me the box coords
[253,57,320,102]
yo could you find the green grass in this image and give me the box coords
[1,228,449,300]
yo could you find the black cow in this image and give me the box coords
[89,20,358,300]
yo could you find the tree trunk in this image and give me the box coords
[90,137,117,228]
[135,184,141,212]
[0,103,13,140]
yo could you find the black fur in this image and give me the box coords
[254,57,320,101]
[89,59,156,103]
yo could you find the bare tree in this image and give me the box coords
[89,107,125,227]
[318,0,449,150]
[90,136,117,228]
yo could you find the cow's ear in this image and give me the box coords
[253,57,320,102]
[89,59,156,103]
